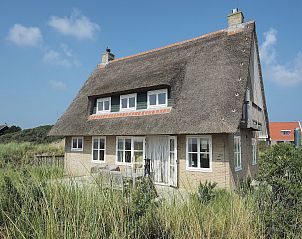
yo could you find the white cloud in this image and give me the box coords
[43,44,80,67]
[7,24,43,47]
[260,28,302,86]
[49,80,67,91]
[48,9,100,40]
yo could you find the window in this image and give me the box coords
[280,130,291,136]
[71,137,83,151]
[252,138,257,165]
[120,93,137,111]
[97,97,111,113]
[92,137,106,162]
[116,137,145,165]
[234,136,242,171]
[186,136,212,172]
[147,89,168,108]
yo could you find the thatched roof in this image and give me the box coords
[49,21,265,136]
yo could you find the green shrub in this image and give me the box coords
[257,143,302,238]
[197,180,217,204]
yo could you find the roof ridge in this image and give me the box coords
[97,21,255,67]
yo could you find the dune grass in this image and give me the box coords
[0,142,64,167]
[0,165,264,239]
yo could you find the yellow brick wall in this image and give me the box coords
[229,129,258,189]
[177,134,231,191]
[65,136,116,176]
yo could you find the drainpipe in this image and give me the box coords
[294,128,301,147]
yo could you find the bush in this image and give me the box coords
[0,125,63,144]
[197,180,217,204]
[257,143,302,238]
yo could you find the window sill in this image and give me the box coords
[252,162,257,166]
[235,167,242,172]
[147,104,168,109]
[91,160,106,164]
[186,167,212,173]
[71,148,83,152]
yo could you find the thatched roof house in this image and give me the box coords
[50,9,269,190]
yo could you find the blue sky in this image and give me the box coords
[0,0,301,129]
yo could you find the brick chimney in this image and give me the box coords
[228,8,244,28]
[101,47,115,64]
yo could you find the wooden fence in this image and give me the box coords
[33,155,64,167]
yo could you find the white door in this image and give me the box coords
[146,136,177,186]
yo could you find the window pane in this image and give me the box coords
[170,138,174,152]
[188,138,197,152]
[149,94,156,105]
[200,153,210,168]
[93,139,98,149]
[118,139,124,150]
[129,97,135,108]
[125,151,131,163]
[99,150,105,161]
[72,139,77,148]
[158,93,166,105]
[125,139,131,150]
[78,138,83,149]
[98,101,103,111]
[121,98,127,108]
[170,152,175,165]
[99,139,105,149]
[134,140,143,150]
[93,150,98,160]
[117,151,123,162]
[134,151,143,163]
[200,139,209,153]
[104,100,110,110]
[188,153,198,167]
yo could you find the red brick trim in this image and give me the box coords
[88,108,172,120]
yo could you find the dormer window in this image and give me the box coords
[120,93,137,111]
[281,130,291,136]
[97,97,111,113]
[147,89,168,108]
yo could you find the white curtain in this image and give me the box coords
[146,136,169,184]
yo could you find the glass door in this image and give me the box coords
[169,136,177,187]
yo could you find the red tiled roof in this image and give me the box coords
[269,122,301,141]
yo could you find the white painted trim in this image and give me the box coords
[120,93,137,112]
[169,136,178,186]
[96,97,111,114]
[234,135,242,171]
[147,89,168,109]
[186,135,213,172]
[252,138,257,166]
[71,137,84,152]
[91,136,106,163]
[115,136,145,165]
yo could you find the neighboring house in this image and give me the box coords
[0,124,8,135]
[269,121,302,145]
[49,9,269,190]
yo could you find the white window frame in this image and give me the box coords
[234,136,242,171]
[147,89,168,109]
[91,136,106,163]
[120,93,137,111]
[96,97,111,114]
[71,137,84,152]
[169,136,178,186]
[252,138,257,165]
[116,136,145,165]
[280,130,291,136]
[186,135,212,172]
